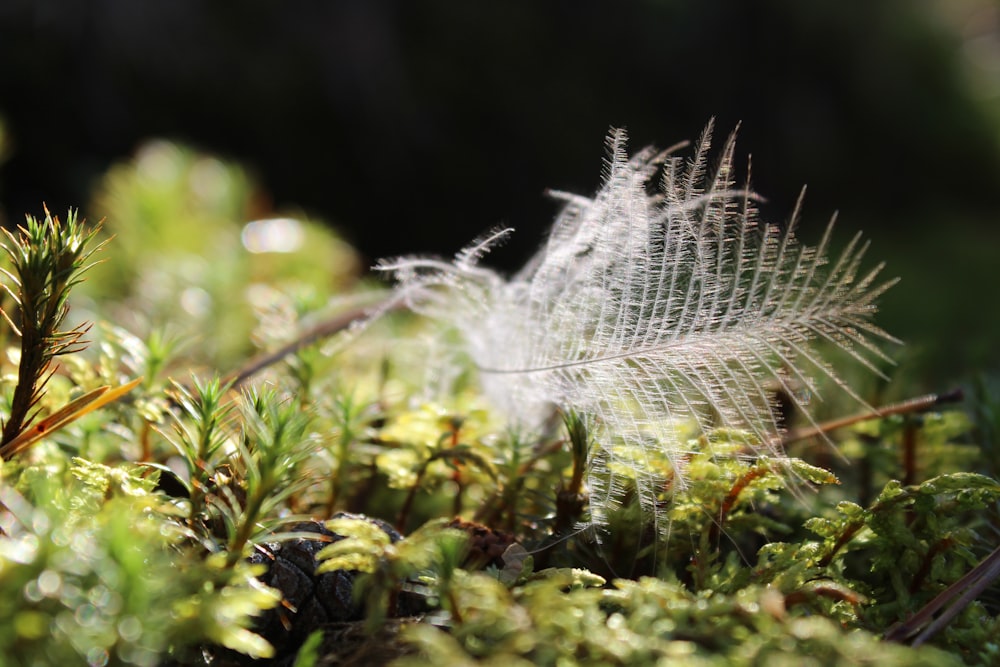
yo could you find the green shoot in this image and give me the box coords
[0,208,105,458]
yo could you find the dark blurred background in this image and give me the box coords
[0,0,998,386]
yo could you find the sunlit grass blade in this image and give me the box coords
[0,377,143,458]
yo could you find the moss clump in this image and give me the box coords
[0,142,997,666]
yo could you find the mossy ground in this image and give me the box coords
[1,143,998,666]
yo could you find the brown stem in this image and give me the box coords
[885,544,1000,645]
[909,536,954,595]
[221,296,395,390]
[781,389,964,447]
[709,465,769,546]
[396,466,427,533]
[784,583,865,610]
[452,479,465,516]
[901,420,918,487]
[817,520,865,569]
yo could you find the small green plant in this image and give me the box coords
[0,208,106,458]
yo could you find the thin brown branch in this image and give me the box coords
[884,544,1000,645]
[220,296,395,390]
[781,389,964,447]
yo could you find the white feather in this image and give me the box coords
[377,122,898,534]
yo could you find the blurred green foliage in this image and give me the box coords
[0,461,281,665]
[81,141,361,368]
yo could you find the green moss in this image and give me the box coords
[0,141,996,665]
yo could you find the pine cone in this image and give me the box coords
[249,514,403,659]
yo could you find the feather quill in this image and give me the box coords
[378,122,898,535]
